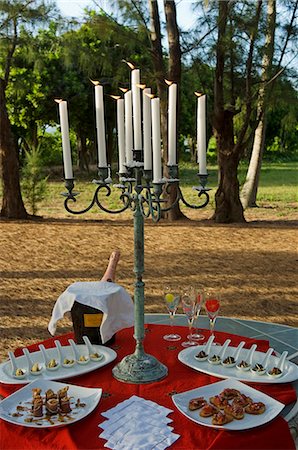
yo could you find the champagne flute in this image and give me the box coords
[205,292,221,345]
[181,294,198,347]
[163,289,181,341]
[187,288,205,341]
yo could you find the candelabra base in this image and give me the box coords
[112,351,168,384]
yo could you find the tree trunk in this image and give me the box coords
[241,0,276,209]
[163,0,185,220]
[212,1,245,223]
[0,79,28,219]
[213,110,245,223]
[76,132,89,172]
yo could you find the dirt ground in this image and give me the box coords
[0,207,297,363]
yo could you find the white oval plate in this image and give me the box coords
[172,378,285,430]
[0,344,117,385]
[0,379,102,428]
[178,345,298,384]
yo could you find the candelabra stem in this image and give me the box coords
[112,175,168,383]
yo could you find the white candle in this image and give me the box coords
[58,100,73,179]
[124,90,133,165]
[168,83,177,166]
[197,94,207,174]
[151,97,162,183]
[131,69,142,150]
[94,84,107,167]
[143,88,152,170]
[117,98,126,173]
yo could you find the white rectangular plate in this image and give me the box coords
[0,379,102,428]
[172,378,285,430]
[178,345,298,384]
[0,344,117,385]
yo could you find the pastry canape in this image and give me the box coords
[212,411,233,426]
[188,397,207,411]
[199,403,218,417]
[220,388,240,400]
[245,401,266,415]
[224,403,244,420]
[209,394,229,410]
[32,397,43,417]
[232,393,253,408]
[46,398,59,415]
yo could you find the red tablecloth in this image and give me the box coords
[0,324,296,450]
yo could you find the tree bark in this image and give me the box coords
[163,0,185,220]
[77,132,89,172]
[241,0,276,209]
[212,1,245,223]
[0,79,28,219]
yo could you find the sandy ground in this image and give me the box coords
[0,208,297,363]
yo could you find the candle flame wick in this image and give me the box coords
[144,92,155,99]
[119,87,129,93]
[54,98,63,103]
[136,83,146,89]
[90,79,100,86]
[122,59,135,70]
[165,79,173,86]
[110,95,121,100]
[195,91,204,97]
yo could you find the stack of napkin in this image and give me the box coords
[48,281,134,343]
[98,395,180,450]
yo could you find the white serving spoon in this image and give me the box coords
[68,339,89,365]
[39,344,60,371]
[267,350,288,378]
[251,347,274,375]
[236,344,257,371]
[82,336,103,362]
[194,335,215,361]
[221,341,245,368]
[55,340,75,368]
[208,339,231,365]
[23,348,43,376]
[9,351,26,379]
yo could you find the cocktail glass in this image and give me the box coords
[187,288,205,341]
[163,289,181,341]
[205,292,220,345]
[181,294,198,347]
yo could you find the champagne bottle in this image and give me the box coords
[71,250,120,345]
[101,250,120,282]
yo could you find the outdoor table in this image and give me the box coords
[0,316,297,450]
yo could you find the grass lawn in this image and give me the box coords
[28,160,297,219]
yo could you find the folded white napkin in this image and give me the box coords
[99,395,180,450]
[48,281,134,343]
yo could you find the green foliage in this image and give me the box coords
[21,145,48,215]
